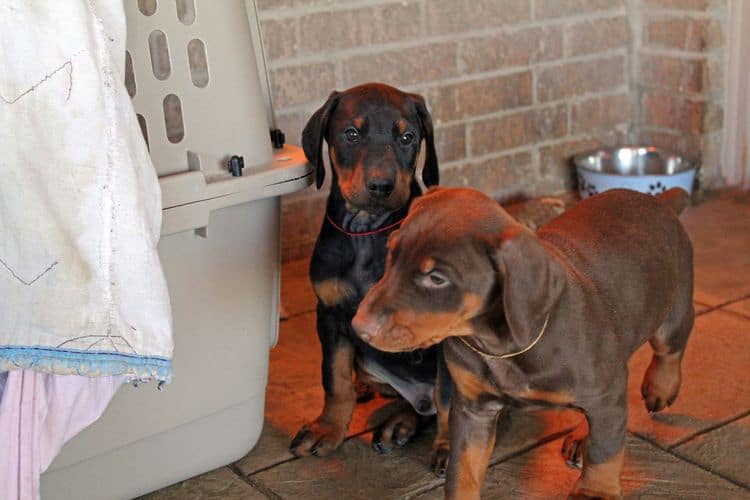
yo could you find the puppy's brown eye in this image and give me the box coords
[345,128,359,143]
[399,132,414,145]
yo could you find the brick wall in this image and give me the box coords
[634,0,727,192]
[255,0,726,262]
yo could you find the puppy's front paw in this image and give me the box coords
[431,445,450,478]
[372,407,422,454]
[290,418,347,457]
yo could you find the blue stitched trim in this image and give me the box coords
[0,346,172,384]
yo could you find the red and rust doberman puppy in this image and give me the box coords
[290,83,449,469]
[353,187,694,499]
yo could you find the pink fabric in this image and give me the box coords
[0,370,123,500]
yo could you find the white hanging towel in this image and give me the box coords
[0,0,173,383]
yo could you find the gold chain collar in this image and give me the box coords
[456,313,550,359]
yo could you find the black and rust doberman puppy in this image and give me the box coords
[353,187,694,499]
[290,83,449,468]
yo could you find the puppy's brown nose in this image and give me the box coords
[352,309,379,343]
[367,178,394,198]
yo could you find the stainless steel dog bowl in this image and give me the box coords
[573,146,697,199]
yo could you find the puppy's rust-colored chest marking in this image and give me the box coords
[313,278,354,307]
[515,388,575,406]
[448,362,499,401]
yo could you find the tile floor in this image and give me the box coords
[144,190,750,499]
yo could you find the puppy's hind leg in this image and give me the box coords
[641,299,694,413]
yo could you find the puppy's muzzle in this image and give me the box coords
[352,309,380,343]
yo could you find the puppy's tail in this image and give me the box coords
[657,187,691,215]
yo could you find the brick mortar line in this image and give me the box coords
[260,2,626,23]
[636,83,713,99]
[640,7,724,21]
[267,42,628,75]
[636,84,712,102]
[633,121,707,134]
[282,134,581,200]
[279,119,628,188]
[401,49,627,77]
[333,60,344,89]
[258,0,420,20]
[464,111,473,157]
[272,71,629,117]
[639,49,715,62]
[531,147,542,185]
[277,76,629,116]
[265,17,629,67]
[439,142,558,171]
[630,428,750,491]
[626,0,642,144]
[530,58,539,106]
[429,87,630,128]
[442,121,631,166]
[639,47,721,60]
[636,124,708,137]
[419,0,427,38]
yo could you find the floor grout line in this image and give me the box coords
[667,409,750,449]
[695,292,750,318]
[240,456,299,477]
[236,424,379,479]
[630,431,750,491]
[405,424,580,499]
[280,308,316,321]
[228,463,285,500]
[716,307,750,322]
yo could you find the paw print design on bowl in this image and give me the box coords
[648,181,667,194]
[577,174,598,198]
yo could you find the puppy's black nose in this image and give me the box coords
[367,178,394,197]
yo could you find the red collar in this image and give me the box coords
[325,214,404,237]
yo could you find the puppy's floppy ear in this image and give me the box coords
[302,91,340,189]
[493,226,565,349]
[409,93,439,187]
